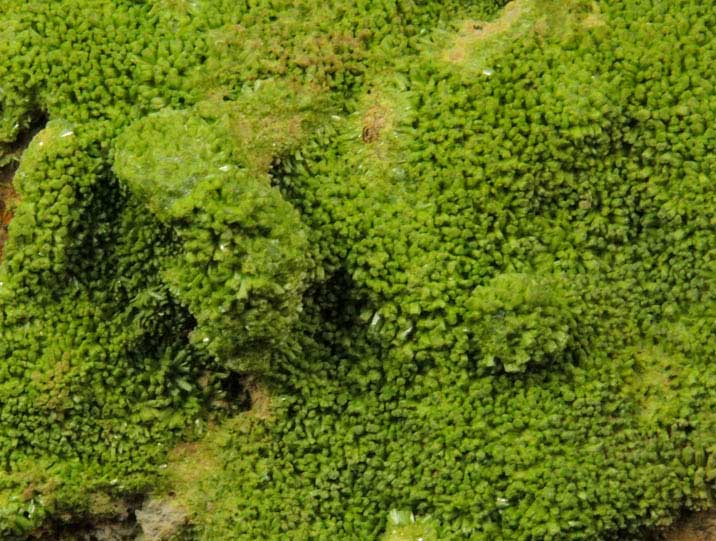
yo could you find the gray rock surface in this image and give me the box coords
[135,498,188,541]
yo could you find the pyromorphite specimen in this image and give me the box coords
[2,0,716,540]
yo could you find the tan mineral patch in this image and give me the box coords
[653,510,716,541]
[445,0,532,64]
[581,3,606,29]
[0,181,18,260]
[353,86,406,170]
[444,0,606,68]
[362,102,389,143]
[244,376,274,420]
[136,498,189,541]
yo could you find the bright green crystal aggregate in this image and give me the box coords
[1,1,716,539]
